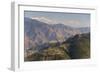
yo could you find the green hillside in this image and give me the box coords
[25,33,90,61]
[67,33,90,59]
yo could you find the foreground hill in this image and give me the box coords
[25,33,90,61]
[67,33,90,59]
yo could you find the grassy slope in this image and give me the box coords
[25,33,90,61]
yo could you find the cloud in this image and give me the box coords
[31,16,88,27]
[31,17,58,24]
[63,19,81,25]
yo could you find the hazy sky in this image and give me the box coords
[24,11,90,28]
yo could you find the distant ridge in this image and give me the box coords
[24,17,90,51]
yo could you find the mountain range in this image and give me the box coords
[24,17,90,58]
